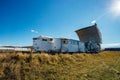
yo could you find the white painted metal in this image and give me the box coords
[33,36,86,53]
[33,36,52,52]
[78,42,85,52]
[51,38,61,52]
[61,39,79,52]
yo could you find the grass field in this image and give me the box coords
[0,51,120,80]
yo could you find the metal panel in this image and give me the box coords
[75,23,102,43]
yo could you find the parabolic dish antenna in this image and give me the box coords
[75,23,102,43]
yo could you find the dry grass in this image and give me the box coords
[0,51,120,80]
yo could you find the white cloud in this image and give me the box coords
[91,20,96,24]
[31,29,38,34]
[101,43,120,48]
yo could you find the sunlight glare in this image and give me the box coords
[110,0,120,16]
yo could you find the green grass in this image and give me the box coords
[0,51,120,80]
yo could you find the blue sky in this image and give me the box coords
[0,0,120,48]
